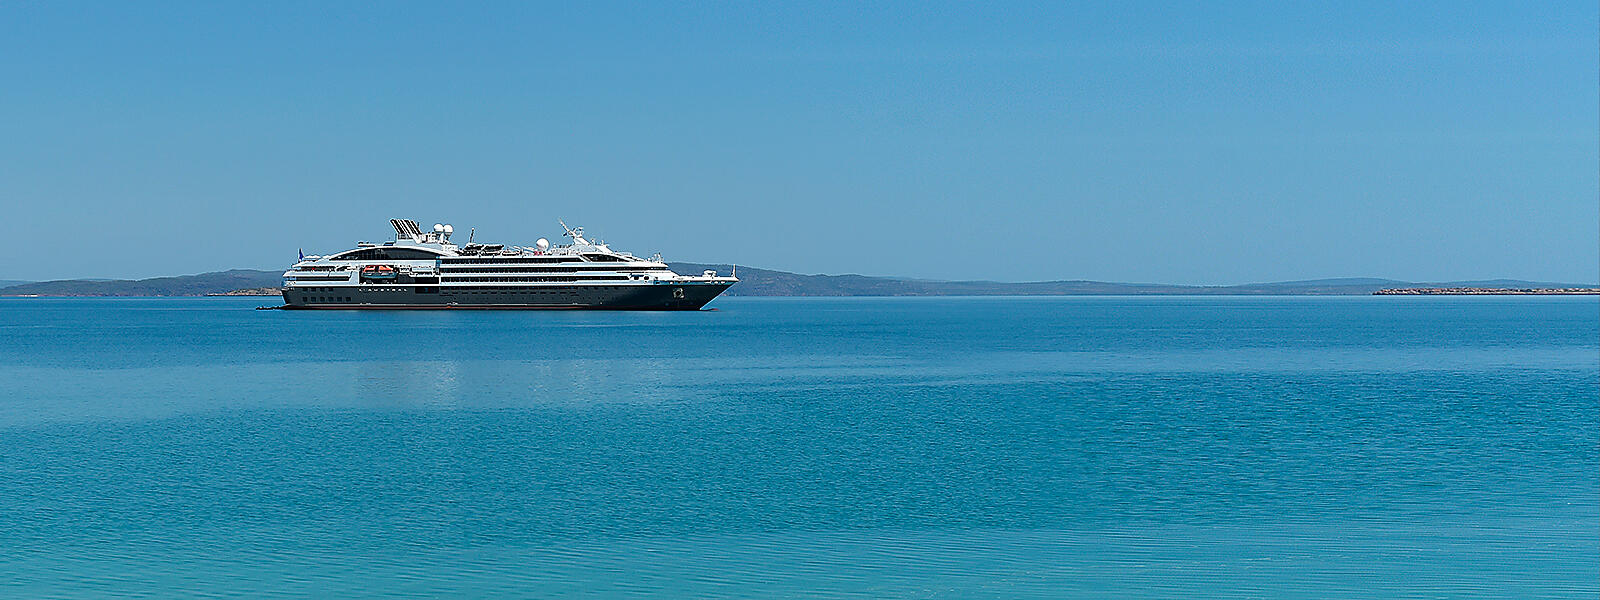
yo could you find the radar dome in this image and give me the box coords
[442,224,453,235]
[535,238,550,251]
[432,223,445,233]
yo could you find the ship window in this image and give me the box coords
[583,254,623,262]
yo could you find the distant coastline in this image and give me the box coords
[2,266,1596,298]
[1374,287,1600,295]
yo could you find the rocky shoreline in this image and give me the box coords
[206,288,283,297]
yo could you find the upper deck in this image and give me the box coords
[283,218,737,286]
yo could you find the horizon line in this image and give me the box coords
[3,267,1596,290]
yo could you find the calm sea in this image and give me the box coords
[1,296,1595,598]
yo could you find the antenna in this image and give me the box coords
[559,220,589,244]
[468,228,475,244]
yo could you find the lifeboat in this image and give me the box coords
[360,264,397,280]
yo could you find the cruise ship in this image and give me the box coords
[280,219,736,309]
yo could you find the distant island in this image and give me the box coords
[2,266,1596,298]
[0,270,283,297]
[1374,287,1600,295]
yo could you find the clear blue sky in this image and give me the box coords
[3,2,1596,284]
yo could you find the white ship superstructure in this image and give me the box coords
[280,219,735,309]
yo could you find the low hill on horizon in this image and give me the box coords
[1,266,1592,298]
[671,263,1595,296]
[0,270,284,297]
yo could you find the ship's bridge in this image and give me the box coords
[327,246,451,261]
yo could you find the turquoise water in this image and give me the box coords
[1,296,1595,598]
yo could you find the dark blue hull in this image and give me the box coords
[281,282,733,310]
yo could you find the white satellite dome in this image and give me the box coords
[442,224,453,235]
[432,223,445,233]
[535,238,550,251]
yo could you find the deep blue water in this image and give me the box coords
[1,296,1595,598]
